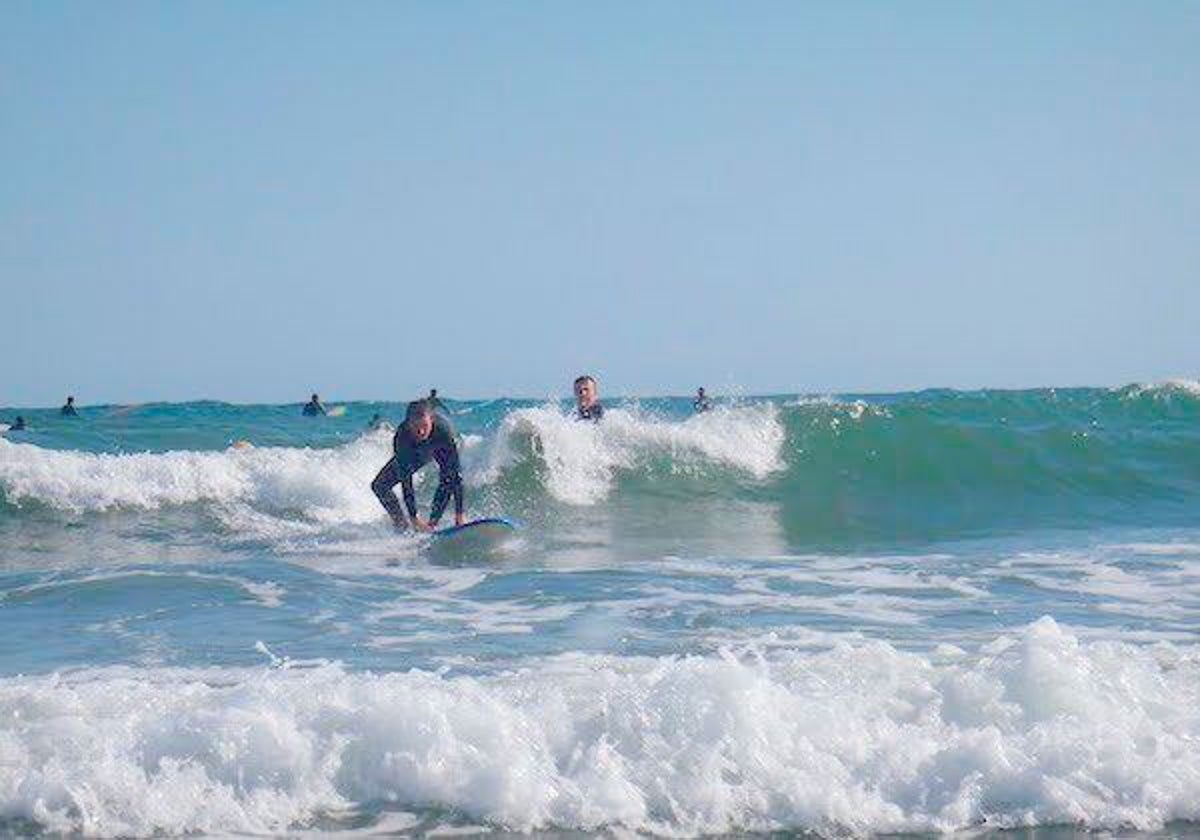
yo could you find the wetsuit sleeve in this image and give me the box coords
[429,439,463,525]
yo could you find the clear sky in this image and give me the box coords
[3,2,1198,405]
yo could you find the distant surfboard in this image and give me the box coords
[327,405,347,417]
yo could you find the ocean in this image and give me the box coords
[1,385,1199,837]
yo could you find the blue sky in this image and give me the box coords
[3,2,1198,405]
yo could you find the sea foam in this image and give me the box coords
[1,618,1197,837]
[474,404,785,504]
[0,404,785,519]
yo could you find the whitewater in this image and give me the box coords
[2,386,1199,837]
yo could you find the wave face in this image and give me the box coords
[3,385,1199,547]
[1,618,1198,837]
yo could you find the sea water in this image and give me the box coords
[1,385,1199,836]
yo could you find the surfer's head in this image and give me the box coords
[573,375,598,409]
[310,393,320,403]
[405,399,435,441]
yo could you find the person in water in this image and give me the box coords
[427,389,444,412]
[61,396,78,417]
[8,416,26,431]
[302,394,326,416]
[371,399,465,532]
[694,387,712,413]
[574,375,604,421]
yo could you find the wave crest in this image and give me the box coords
[2,619,1197,836]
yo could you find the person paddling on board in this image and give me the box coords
[302,393,326,416]
[61,396,78,417]
[574,375,604,421]
[693,387,712,413]
[371,399,465,532]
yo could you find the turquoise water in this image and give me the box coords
[1,386,1199,836]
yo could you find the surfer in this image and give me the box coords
[8,416,26,431]
[302,394,326,416]
[694,387,712,413]
[427,389,445,412]
[370,399,465,532]
[574,375,604,421]
[61,396,78,417]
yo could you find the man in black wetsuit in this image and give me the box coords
[427,389,445,412]
[10,416,26,431]
[574,375,604,421]
[371,399,465,532]
[302,394,326,416]
[61,396,78,417]
[694,387,712,413]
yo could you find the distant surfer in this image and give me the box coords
[61,396,78,417]
[371,399,465,532]
[574,375,604,421]
[302,393,326,417]
[8,416,26,431]
[427,389,445,412]
[693,387,712,413]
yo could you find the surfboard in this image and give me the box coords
[426,517,520,558]
[433,517,518,540]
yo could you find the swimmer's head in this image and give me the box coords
[405,400,435,441]
[574,375,598,408]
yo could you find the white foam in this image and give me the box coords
[1,619,1196,836]
[1121,379,1200,400]
[472,404,785,505]
[0,435,394,520]
[0,405,785,539]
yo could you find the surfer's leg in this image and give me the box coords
[429,447,464,526]
[429,471,462,526]
[371,458,409,529]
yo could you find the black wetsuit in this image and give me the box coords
[9,417,25,431]
[61,404,77,417]
[302,401,325,416]
[577,402,604,422]
[371,415,463,527]
[693,397,711,413]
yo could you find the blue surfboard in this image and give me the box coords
[433,517,519,539]
[426,517,520,560]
